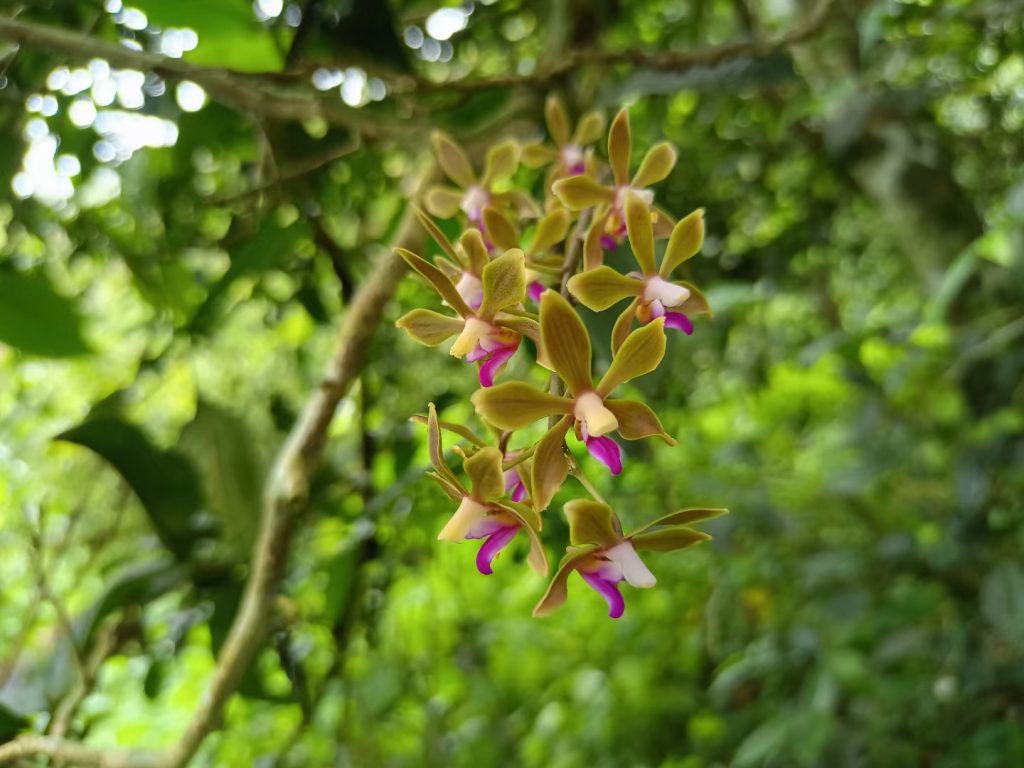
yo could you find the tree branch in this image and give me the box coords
[0,736,159,768]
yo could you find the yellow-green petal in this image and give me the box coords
[432,131,475,188]
[495,313,549,369]
[583,214,607,271]
[479,249,526,320]
[529,208,570,255]
[608,108,631,186]
[629,508,728,537]
[631,527,711,552]
[632,142,677,188]
[464,446,504,500]
[415,207,461,264]
[396,309,464,347]
[611,297,639,354]
[531,415,572,513]
[545,94,571,146]
[522,141,557,168]
[597,317,666,396]
[482,140,519,186]
[552,176,614,211]
[564,499,623,548]
[625,191,657,275]
[679,280,712,316]
[661,208,705,276]
[483,207,520,251]
[424,186,464,218]
[605,398,676,444]
[427,403,465,492]
[573,110,606,146]
[459,228,490,275]
[396,247,472,318]
[471,382,571,430]
[540,290,593,394]
[493,500,548,576]
[566,266,642,311]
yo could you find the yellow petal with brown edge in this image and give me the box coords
[678,280,712,316]
[597,317,666,397]
[424,186,464,219]
[414,207,461,264]
[431,131,476,188]
[605,399,676,444]
[631,527,711,552]
[529,208,570,255]
[573,110,606,146]
[471,382,571,431]
[459,228,490,275]
[396,308,465,347]
[463,446,504,500]
[607,108,631,186]
[611,297,639,354]
[661,208,705,277]
[530,415,572,513]
[564,499,623,548]
[532,545,599,617]
[632,142,677,189]
[566,266,642,311]
[522,141,557,169]
[628,507,728,537]
[625,191,657,275]
[583,214,607,271]
[540,290,593,394]
[395,247,472,318]
[545,94,571,146]
[552,176,614,211]
[482,140,519,187]
[479,249,526,320]
[482,207,520,252]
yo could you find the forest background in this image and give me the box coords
[0,0,1023,766]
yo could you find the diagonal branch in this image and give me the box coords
[0,164,436,768]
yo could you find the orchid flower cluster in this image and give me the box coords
[396,97,727,618]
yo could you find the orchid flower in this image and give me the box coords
[395,245,543,387]
[552,108,677,269]
[522,95,606,183]
[415,209,492,310]
[567,192,712,353]
[483,206,570,303]
[425,132,539,227]
[424,404,548,576]
[533,501,725,619]
[471,290,675,511]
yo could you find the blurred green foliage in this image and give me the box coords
[1,0,1023,766]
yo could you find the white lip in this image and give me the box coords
[605,541,656,588]
[573,391,618,438]
[643,275,690,307]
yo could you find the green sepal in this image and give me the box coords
[414,207,462,265]
[396,248,472,318]
[564,499,623,549]
[607,107,631,186]
[493,501,549,576]
[395,309,464,347]
[483,140,519,186]
[483,207,520,251]
[540,290,593,394]
[528,208,570,255]
[610,298,639,354]
[428,471,466,503]
[632,142,677,189]
[426,403,466,494]
[628,508,728,537]
[459,229,490,275]
[432,131,475,188]
[552,175,613,211]
[410,414,486,447]
[631,527,711,552]
[471,382,571,431]
[463,446,504,500]
[479,249,526,320]
[530,415,572,513]
[545,94,571,146]
[625,191,657,275]
[597,318,666,396]
[424,187,463,218]
[566,266,641,311]
[605,399,676,444]
[661,208,705,276]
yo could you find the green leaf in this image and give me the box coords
[177,400,265,558]
[130,0,283,71]
[0,268,89,357]
[56,419,205,560]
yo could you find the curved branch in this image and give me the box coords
[0,736,158,768]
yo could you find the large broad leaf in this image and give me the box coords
[0,269,89,357]
[56,419,205,560]
[177,400,265,559]
[129,0,283,71]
